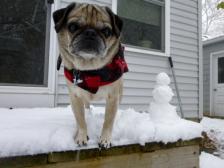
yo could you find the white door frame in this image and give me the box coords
[210,50,224,116]
[0,3,57,95]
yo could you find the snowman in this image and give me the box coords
[149,72,180,122]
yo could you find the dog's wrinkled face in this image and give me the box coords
[53,3,123,61]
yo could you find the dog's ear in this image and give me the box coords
[53,3,76,33]
[105,7,123,37]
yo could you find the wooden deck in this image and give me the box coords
[0,138,201,168]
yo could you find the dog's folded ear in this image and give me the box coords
[105,7,123,37]
[57,55,62,71]
[53,3,76,33]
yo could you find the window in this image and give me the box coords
[116,0,167,53]
[218,57,224,84]
[0,0,51,87]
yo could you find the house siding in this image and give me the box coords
[55,0,200,118]
[203,42,224,115]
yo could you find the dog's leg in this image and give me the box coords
[84,100,90,112]
[99,94,119,148]
[70,95,88,146]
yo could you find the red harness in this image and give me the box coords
[64,46,128,94]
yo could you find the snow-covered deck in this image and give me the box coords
[0,106,202,158]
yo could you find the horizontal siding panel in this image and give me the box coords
[171,1,198,14]
[57,81,198,92]
[183,111,199,118]
[171,23,197,37]
[127,54,198,70]
[172,0,198,9]
[171,48,198,58]
[57,94,198,105]
[171,34,198,46]
[172,55,198,65]
[171,28,198,40]
[57,86,198,98]
[57,95,151,104]
[171,41,198,52]
[126,55,169,67]
[173,62,198,71]
[124,80,198,90]
[171,8,197,20]
[171,15,198,27]
[128,64,198,77]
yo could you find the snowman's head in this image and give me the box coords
[156,72,170,86]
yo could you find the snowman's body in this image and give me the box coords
[149,73,180,122]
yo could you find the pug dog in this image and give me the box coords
[53,3,128,148]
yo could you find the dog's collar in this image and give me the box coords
[64,45,128,94]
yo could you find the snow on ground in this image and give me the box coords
[200,152,224,168]
[0,106,202,157]
[201,117,224,158]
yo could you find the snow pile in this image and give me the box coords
[201,117,224,158]
[149,73,201,143]
[200,152,224,168]
[0,73,202,157]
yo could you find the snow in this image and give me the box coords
[200,117,224,167]
[200,152,224,168]
[0,106,202,157]
[200,118,224,167]
[201,117,224,158]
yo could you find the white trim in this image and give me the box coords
[203,35,224,46]
[111,0,170,57]
[198,0,203,118]
[124,46,169,56]
[209,50,224,116]
[209,52,213,116]
[53,0,61,106]
[0,3,57,95]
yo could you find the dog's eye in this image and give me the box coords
[101,27,112,38]
[68,23,79,33]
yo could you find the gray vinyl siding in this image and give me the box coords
[56,0,200,118]
[203,41,224,114]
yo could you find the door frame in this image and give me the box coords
[210,50,224,116]
[0,2,57,95]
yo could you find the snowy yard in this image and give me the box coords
[201,117,224,158]
[200,152,224,168]
[199,117,224,168]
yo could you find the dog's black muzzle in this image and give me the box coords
[72,28,103,54]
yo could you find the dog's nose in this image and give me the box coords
[83,29,97,38]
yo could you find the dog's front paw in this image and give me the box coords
[99,133,112,149]
[75,130,89,146]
